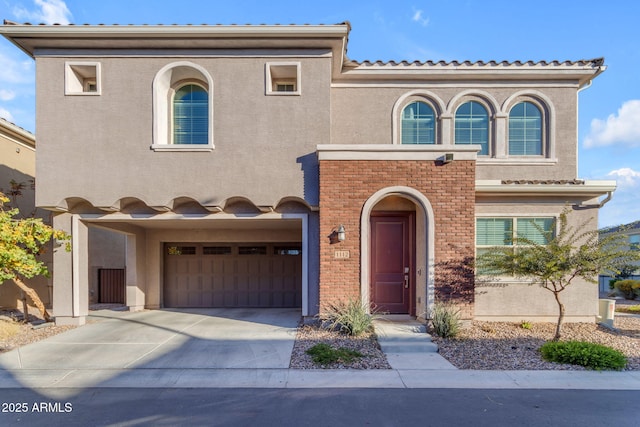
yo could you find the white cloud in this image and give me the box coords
[0,89,16,101]
[584,100,640,148]
[12,0,72,25]
[412,9,430,27]
[0,52,34,84]
[607,167,640,188]
[0,107,15,122]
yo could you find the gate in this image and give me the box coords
[98,268,125,304]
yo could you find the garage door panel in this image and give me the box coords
[164,243,301,308]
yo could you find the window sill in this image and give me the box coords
[478,158,558,166]
[151,144,214,152]
[265,91,301,96]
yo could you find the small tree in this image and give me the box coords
[0,193,70,322]
[477,210,640,341]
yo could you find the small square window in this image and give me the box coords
[266,62,301,95]
[65,62,101,95]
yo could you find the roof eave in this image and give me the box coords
[475,180,617,198]
[0,23,351,58]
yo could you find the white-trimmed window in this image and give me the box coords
[172,83,209,145]
[65,62,101,95]
[401,101,436,144]
[152,62,214,151]
[455,101,489,155]
[476,217,555,273]
[508,101,543,156]
[266,62,301,95]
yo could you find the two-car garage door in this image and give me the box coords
[163,243,302,308]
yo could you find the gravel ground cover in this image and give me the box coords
[0,310,77,353]
[290,324,391,369]
[433,316,640,371]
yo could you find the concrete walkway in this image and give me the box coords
[0,309,639,392]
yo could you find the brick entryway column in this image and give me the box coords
[317,145,477,319]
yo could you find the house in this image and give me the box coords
[599,220,640,291]
[0,117,49,309]
[0,21,616,325]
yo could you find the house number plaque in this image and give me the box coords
[334,250,350,259]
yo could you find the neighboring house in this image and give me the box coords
[0,21,616,325]
[598,220,640,291]
[0,117,50,309]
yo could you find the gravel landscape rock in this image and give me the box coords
[290,324,391,369]
[433,316,640,370]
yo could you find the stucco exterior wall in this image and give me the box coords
[35,54,331,209]
[474,200,601,322]
[330,85,579,180]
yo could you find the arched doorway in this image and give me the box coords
[361,187,435,318]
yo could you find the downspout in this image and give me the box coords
[574,190,613,210]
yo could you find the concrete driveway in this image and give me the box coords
[0,308,300,370]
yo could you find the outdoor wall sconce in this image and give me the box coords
[328,225,346,244]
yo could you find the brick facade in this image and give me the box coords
[318,159,476,318]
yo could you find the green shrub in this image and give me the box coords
[306,343,364,366]
[430,303,461,338]
[614,279,640,300]
[322,298,377,336]
[540,341,627,371]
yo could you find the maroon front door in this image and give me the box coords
[370,213,414,314]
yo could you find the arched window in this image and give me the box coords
[401,101,435,144]
[173,84,208,145]
[455,101,489,155]
[509,101,542,155]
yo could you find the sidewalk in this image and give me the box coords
[0,309,638,391]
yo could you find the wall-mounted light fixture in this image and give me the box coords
[329,225,346,244]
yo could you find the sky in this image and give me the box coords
[0,0,638,228]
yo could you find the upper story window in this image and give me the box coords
[401,101,435,144]
[455,101,489,155]
[152,62,214,151]
[266,62,301,96]
[173,84,208,145]
[508,101,542,156]
[65,62,101,95]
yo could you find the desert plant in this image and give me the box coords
[306,343,364,366]
[539,341,627,371]
[430,303,461,338]
[520,320,532,330]
[477,209,640,341]
[322,298,378,336]
[614,279,640,300]
[0,193,71,321]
